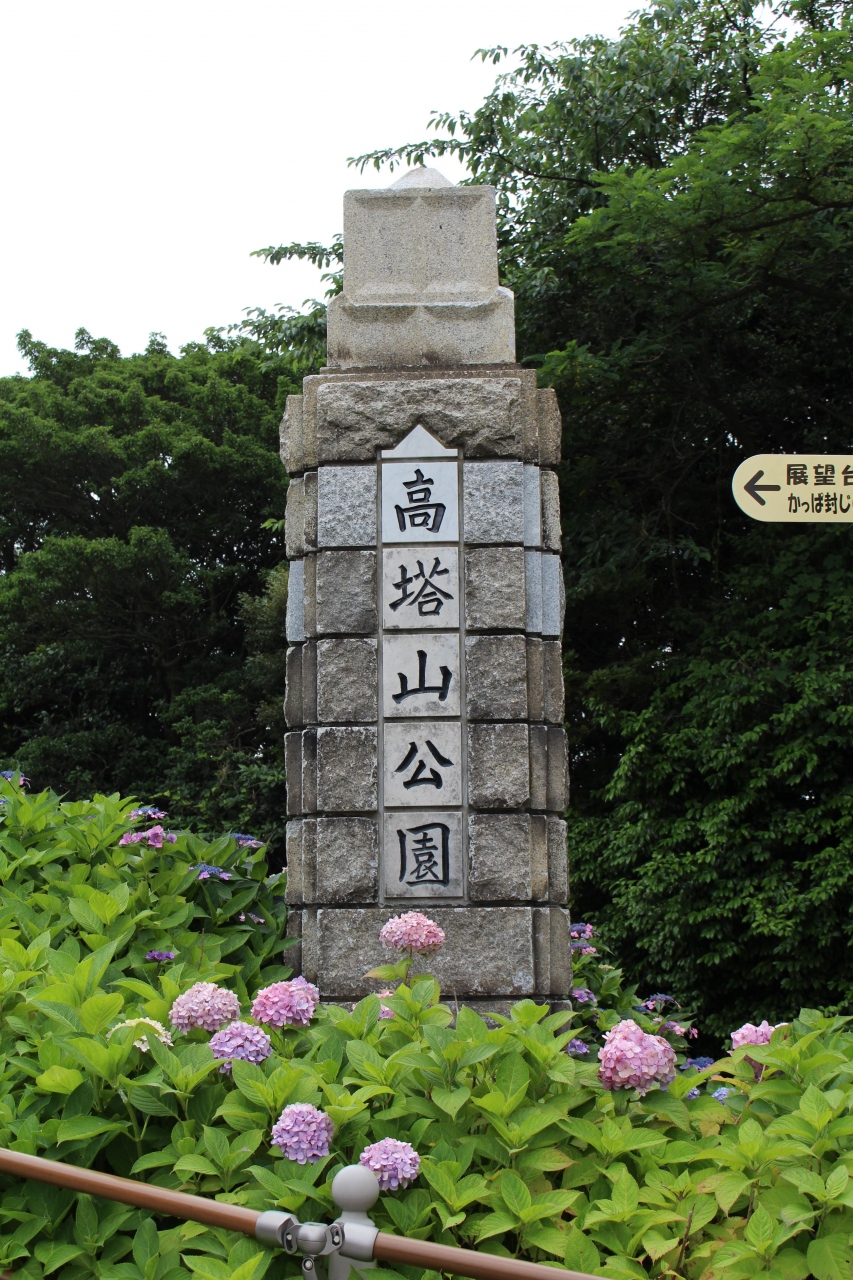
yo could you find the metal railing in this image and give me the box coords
[0,1149,596,1280]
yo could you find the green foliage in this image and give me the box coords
[4,779,853,1280]
[0,326,322,854]
[351,0,853,1030]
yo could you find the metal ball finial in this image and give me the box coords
[331,1164,380,1213]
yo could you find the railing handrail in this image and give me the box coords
[0,1148,596,1280]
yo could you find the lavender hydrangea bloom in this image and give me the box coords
[713,1087,731,1102]
[379,912,445,956]
[129,806,167,820]
[568,1039,590,1055]
[681,1056,715,1071]
[360,1138,420,1190]
[270,1103,334,1163]
[0,771,29,788]
[120,825,177,848]
[377,990,396,1020]
[570,922,594,940]
[145,950,176,963]
[686,1087,701,1100]
[231,833,264,848]
[190,863,231,880]
[598,1019,677,1096]
[251,975,319,1028]
[169,982,240,1032]
[209,1021,272,1073]
[571,987,595,1004]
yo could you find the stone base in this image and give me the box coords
[286,905,570,1003]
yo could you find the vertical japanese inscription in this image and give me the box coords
[379,435,464,900]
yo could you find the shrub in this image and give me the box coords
[0,776,852,1280]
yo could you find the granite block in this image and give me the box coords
[530,814,549,901]
[547,817,568,904]
[316,638,377,723]
[543,641,565,724]
[315,551,377,635]
[463,462,524,543]
[537,388,562,466]
[284,731,302,815]
[541,554,565,639]
[286,559,305,642]
[468,722,530,808]
[547,726,569,812]
[465,634,528,721]
[301,728,317,814]
[465,547,526,631]
[523,465,542,547]
[524,550,542,634]
[317,466,377,547]
[316,726,378,813]
[468,813,531,901]
[285,645,303,728]
[280,394,304,476]
[526,637,544,722]
[540,468,561,552]
[315,817,379,904]
[285,475,305,560]
[529,724,548,810]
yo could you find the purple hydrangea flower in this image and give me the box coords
[169,982,240,1032]
[231,833,264,848]
[377,989,396,1020]
[270,1103,334,1163]
[686,1087,701,1100]
[570,922,594,940]
[129,806,167,820]
[120,824,177,848]
[568,1039,590,1055]
[681,1056,715,1071]
[238,912,264,924]
[379,912,445,956]
[731,1020,787,1078]
[713,1087,731,1102]
[360,1138,420,1191]
[251,975,319,1028]
[145,950,176,963]
[641,993,677,1009]
[209,1021,272,1073]
[190,863,231,880]
[0,771,29,788]
[571,987,595,1004]
[598,1019,677,1096]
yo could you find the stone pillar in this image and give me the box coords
[282,167,569,1012]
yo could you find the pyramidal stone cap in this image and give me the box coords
[326,166,515,368]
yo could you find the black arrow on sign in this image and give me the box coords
[744,470,782,506]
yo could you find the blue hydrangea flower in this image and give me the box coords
[713,1087,731,1102]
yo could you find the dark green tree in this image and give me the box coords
[0,316,324,857]
[334,0,853,1033]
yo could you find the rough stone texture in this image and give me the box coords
[301,728,317,814]
[543,641,565,724]
[315,817,379,904]
[466,635,527,721]
[524,550,542,635]
[537,388,562,467]
[533,907,571,996]
[302,556,316,637]
[286,559,305,642]
[280,394,304,475]
[523,465,542,548]
[284,731,302,815]
[526,638,544,722]
[465,547,526,631]
[463,462,524,544]
[541,554,566,640]
[530,815,550,901]
[547,818,569,905]
[528,725,548,811]
[547,727,569,813]
[285,476,305,560]
[316,726,378,813]
[285,645,303,728]
[469,814,531,900]
[327,186,515,369]
[309,906,537,1000]
[302,642,317,724]
[313,377,529,462]
[285,819,305,905]
[316,639,377,723]
[540,469,561,552]
[314,551,377,635]
[317,466,377,547]
[468,723,530,809]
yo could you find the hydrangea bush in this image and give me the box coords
[0,776,851,1280]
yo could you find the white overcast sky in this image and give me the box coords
[0,0,636,376]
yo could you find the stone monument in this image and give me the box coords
[282,166,569,1012]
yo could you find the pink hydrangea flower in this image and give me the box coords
[598,1019,676,1095]
[169,982,240,1032]
[360,1138,420,1190]
[251,975,319,1028]
[731,1020,786,1077]
[270,1103,334,1163]
[209,1021,272,1073]
[119,824,177,848]
[379,912,445,956]
[377,989,395,1020]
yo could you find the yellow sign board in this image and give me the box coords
[732,455,853,522]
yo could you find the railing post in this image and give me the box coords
[329,1165,379,1280]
